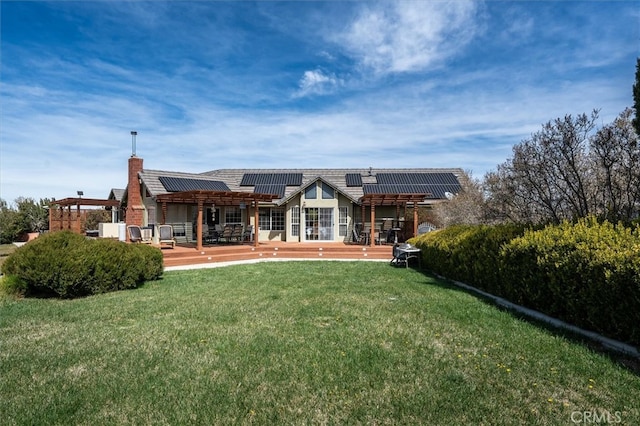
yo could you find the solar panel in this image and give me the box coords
[376,172,460,186]
[345,173,363,187]
[240,173,303,186]
[253,184,286,198]
[362,183,461,199]
[159,176,230,192]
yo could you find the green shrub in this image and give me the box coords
[412,218,640,346]
[502,218,640,345]
[411,223,529,293]
[1,231,163,298]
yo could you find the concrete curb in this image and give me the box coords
[434,273,639,359]
[164,257,390,272]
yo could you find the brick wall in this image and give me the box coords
[126,156,145,230]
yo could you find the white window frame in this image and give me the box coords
[339,206,348,237]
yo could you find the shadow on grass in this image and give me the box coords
[414,267,640,376]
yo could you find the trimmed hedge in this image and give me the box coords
[411,218,640,347]
[1,231,163,298]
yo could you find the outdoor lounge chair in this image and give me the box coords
[127,225,152,244]
[242,225,254,242]
[231,224,244,242]
[158,224,176,249]
[220,225,234,243]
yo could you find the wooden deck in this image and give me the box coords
[161,241,394,269]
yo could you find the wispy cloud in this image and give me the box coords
[337,1,479,75]
[0,1,636,204]
[294,69,343,97]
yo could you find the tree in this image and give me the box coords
[484,112,598,224]
[0,197,51,243]
[589,108,640,222]
[0,199,22,244]
[484,109,640,225]
[431,170,486,227]
[633,58,640,136]
[16,197,50,233]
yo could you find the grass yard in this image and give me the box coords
[0,243,17,271]
[1,261,638,425]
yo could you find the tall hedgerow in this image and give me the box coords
[501,218,640,344]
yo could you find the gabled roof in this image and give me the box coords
[139,167,464,205]
[108,188,125,202]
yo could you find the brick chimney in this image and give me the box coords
[126,155,145,229]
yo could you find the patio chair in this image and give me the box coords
[378,229,388,245]
[220,225,234,243]
[231,224,244,242]
[127,225,152,244]
[205,224,220,244]
[158,224,176,249]
[242,225,254,242]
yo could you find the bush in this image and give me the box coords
[411,223,529,293]
[502,218,640,345]
[1,231,163,298]
[412,218,640,347]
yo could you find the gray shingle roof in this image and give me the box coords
[139,167,464,205]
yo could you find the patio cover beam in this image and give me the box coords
[49,198,121,233]
[359,193,430,244]
[358,193,430,206]
[155,190,278,206]
[51,198,120,208]
[156,190,280,250]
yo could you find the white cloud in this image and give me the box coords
[294,69,343,97]
[338,1,479,74]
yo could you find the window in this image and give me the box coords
[272,209,284,231]
[305,184,317,199]
[259,208,284,231]
[322,182,335,199]
[339,206,348,236]
[225,207,242,224]
[291,206,300,237]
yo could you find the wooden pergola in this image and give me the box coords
[155,190,280,250]
[359,193,431,247]
[50,197,121,233]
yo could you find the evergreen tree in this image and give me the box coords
[633,58,640,135]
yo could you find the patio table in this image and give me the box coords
[390,243,421,269]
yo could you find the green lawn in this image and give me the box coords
[0,243,17,271]
[1,262,638,425]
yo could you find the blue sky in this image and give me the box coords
[1,1,638,204]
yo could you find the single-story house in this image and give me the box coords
[123,155,463,249]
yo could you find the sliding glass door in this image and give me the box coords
[304,208,334,241]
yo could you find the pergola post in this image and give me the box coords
[253,198,259,248]
[196,199,204,251]
[76,204,81,233]
[67,206,72,230]
[161,202,167,225]
[361,204,365,233]
[413,203,418,238]
[369,203,376,247]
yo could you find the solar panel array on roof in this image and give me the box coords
[345,173,363,187]
[376,172,460,186]
[253,184,286,198]
[240,173,303,186]
[362,184,462,199]
[159,176,230,192]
